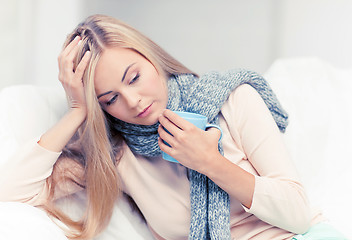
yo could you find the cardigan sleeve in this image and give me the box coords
[221,84,312,234]
[0,138,83,206]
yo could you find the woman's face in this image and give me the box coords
[94,47,168,125]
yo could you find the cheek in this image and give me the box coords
[148,75,168,99]
[106,105,128,121]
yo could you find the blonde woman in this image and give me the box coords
[0,14,347,240]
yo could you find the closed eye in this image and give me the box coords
[106,94,118,106]
[129,73,140,85]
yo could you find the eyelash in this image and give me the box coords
[106,95,117,106]
[129,73,140,84]
[106,73,140,106]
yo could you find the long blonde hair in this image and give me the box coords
[43,14,196,239]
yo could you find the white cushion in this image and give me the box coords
[264,57,352,238]
[0,202,68,240]
[0,84,67,167]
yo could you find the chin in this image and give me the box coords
[140,116,159,126]
[144,119,159,126]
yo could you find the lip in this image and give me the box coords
[137,103,153,118]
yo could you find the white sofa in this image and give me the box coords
[0,57,351,239]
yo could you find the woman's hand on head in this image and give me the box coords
[58,36,91,115]
[158,110,222,173]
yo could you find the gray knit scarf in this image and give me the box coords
[112,69,289,239]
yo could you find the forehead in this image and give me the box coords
[94,47,142,86]
[96,47,142,73]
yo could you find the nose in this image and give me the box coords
[122,91,141,109]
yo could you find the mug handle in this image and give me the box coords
[205,124,223,142]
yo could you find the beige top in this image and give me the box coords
[0,84,323,240]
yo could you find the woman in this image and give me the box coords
[0,14,346,240]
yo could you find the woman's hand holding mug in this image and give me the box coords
[158,110,223,173]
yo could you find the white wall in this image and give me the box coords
[0,0,26,88]
[83,0,352,73]
[83,0,278,75]
[0,0,84,89]
[277,0,352,69]
[1,1,352,89]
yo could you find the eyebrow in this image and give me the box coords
[121,63,136,82]
[97,91,112,99]
[97,62,136,99]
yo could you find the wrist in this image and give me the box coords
[68,107,87,122]
[38,107,86,152]
[198,150,224,177]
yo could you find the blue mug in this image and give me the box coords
[162,111,223,163]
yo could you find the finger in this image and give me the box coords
[59,37,82,75]
[158,124,176,148]
[64,40,82,71]
[158,112,184,137]
[74,51,91,81]
[61,44,86,88]
[58,36,80,69]
[162,110,196,130]
[206,127,222,141]
[158,136,174,155]
[61,35,81,58]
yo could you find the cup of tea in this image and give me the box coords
[162,111,223,163]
